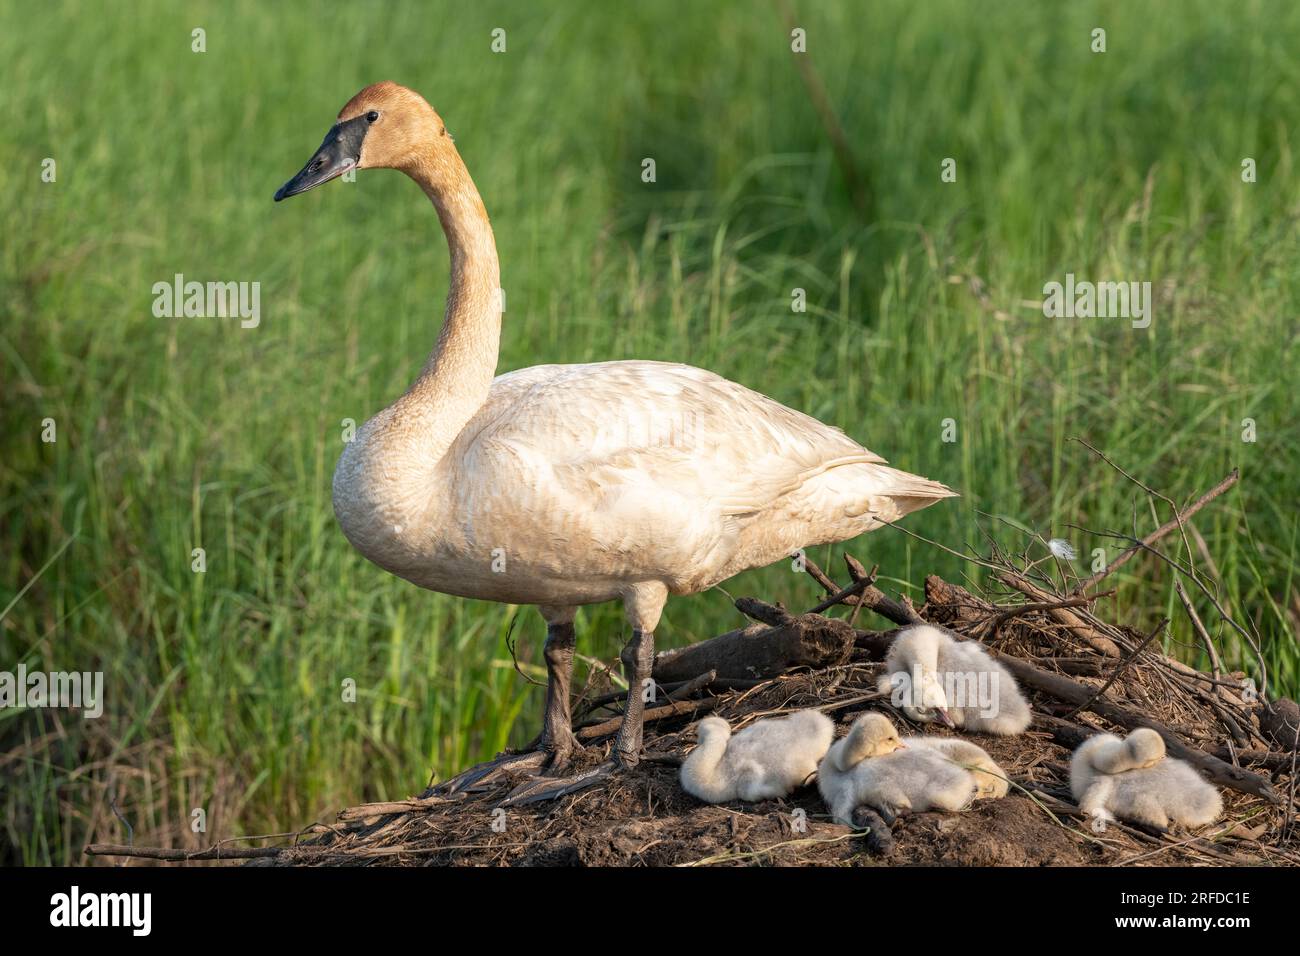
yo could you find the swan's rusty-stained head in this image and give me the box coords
[274,82,449,201]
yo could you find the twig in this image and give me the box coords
[1175,579,1224,681]
[665,669,717,702]
[86,843,285,861]
[998,572,1122,657]
[1086,527,1267,696]
[1062,617,1167,719]
[798,553,919,626]
[977,592,1113,639]
[1071,465,1239,595]
[807,576,872,615]
[576,695,721,740]
[108,793,134,848]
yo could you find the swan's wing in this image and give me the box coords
[475,360,883,512]
[456,360,949,587]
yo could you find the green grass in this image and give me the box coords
[2,0,1298,865]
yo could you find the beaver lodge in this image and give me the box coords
[87,466,1300,867]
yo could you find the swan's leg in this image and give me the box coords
[499,629,654,805]
[612,626,655,767]
[611,582,668,766]
[435,608,579,794]
[536,614,580,771]
[500,584,667,806]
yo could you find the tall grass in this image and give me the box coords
[1,0,1297,864]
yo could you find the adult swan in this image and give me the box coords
[274,83,955,803]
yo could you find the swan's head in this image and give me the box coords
[275,82,446,201]
[1125,728,1166,768]
[852,713,906,758]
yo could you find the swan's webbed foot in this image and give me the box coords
[851,806,896,856]
[436,618,582,795]
[436,750,550,795]
[500,760,616,806]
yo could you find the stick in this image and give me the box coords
[807,574,872,614]
[576,695,721,740]
[1174,578,1225,681]
[653,605,855,684]
[1071,467,1239,594]
[338,797,456,821]
[998,572,1122,657]
[978,592,1113,639]
[1062,617,1167,719]
[86,843,285,861]
[841,556,876,627]
[799,554,919,626]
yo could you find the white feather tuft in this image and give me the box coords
[1048,538,1077,561]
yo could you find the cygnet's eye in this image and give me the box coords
[366,110,380,123]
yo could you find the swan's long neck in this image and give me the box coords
[681,730,733,802]
[389,144,501,464]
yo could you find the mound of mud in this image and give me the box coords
[247,569,1295,867]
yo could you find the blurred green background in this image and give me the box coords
[2,0,1297,864]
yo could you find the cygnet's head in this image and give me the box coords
[1125,728,1166,768]
[851,713,907,758]
[694,716,731,744]
[902,671,956,729]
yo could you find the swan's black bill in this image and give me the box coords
[273,114,369,201]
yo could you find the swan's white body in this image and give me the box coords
[334,359,955,611]
[879,624,1031,735]
[680,711,835,803]
[818,714,1005,825]
[1069,730,1222,830]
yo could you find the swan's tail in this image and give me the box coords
[864,464,958,521]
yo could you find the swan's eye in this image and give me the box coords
[366,110,380,123]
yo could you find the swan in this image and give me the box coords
[679,710,835,803]
[818,713,1006,824]
[273,82,955,802]
[1069,729,1222,832]
[878,624,1031,735]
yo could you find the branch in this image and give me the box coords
[1175,579,1224,680]
[1071,466,1239,595]
[86,843,285,861]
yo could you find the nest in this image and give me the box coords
[86,466,1300,867]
